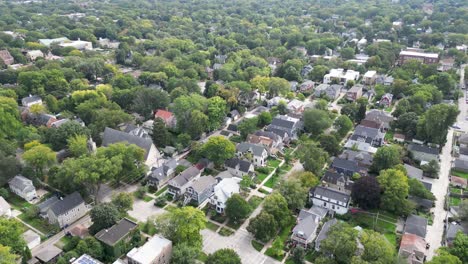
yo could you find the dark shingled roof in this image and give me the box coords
[102,127,154,159]
[408,144,439,155]
[225,158,253,173]
[95,218,138,246]
[404,214,428,238]
[270,116,296,129]
[331,158,359,172]
[50,192,84,216]
[311,186,350,203]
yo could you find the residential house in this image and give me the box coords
[224,158,254,178]
[346,84,363,101]
[289,81,298,92]
[408,144,439,163]
[38,196,59,218]
[21,95,42,107]
[287,99,306,114]
[363,71,377,85]
[210,177,241,213]
[47,192,87,228]
[445,223,466,246]
[291,211,320,248]
[380,93,393,107]
[236,142,268,167]
[398,50,439,65]
[59,39,93,50]
[310,186,351,215]
[438,58,455,72]
[409,196,434,211]
[185,176,217,205]
[315,218,338,251]
[238,91,260,107]
[9,175,37,202]
[154,109,176,129]
[322,171,354,194]
[72,254,103,264]
[147,158,178,189]
[266,115,302,142]
[314,84,341,100]
[353,125,384,147]
[398,233,426,264]
[214,55,227,64]
[323,69,360,85]
[98,38,121,49]
[26,50,44,61]
[330,158,362,177]
[394,133,406,143]
[95,218,139,259]
[69,224,89,239]
[404,215,428,238]
[267,96,286,107]
[299,80,315,92]
[0,49,14,65]
[339,149,373,168]
[344,137,377,154]
[39,37,69,47]
[126,235,172,264]
[102,127,160,167]
[229,110,241,121]
[22,112,58,128]
[450,176,467,189]
[23,230,41,249]
[404,164,424,180]
[35,245,63,264]
[247,130,283,154]
[0,197,11,218]
[453,158,468,173]
[301,65,314,78]
[364,109,394,131]
[167,166,201,198]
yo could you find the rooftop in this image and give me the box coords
[126,235,171,264]
[50,192,84,216]
[400,50,439,59]
[404,214,428,238]
[95,218,138,246]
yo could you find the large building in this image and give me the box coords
[398,50,439,65]
[323,68,360,85]
[127,235,172,264]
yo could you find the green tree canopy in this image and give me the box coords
[201,136,236,166]
[205,248,241,264]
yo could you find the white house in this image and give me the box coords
[236,142,269,167]
[8,175,37,202]
[59,39,93,50]
[22,230,41,249]
[323,69,360,85]
[21,95,42,107]
[310,186,350,215]
[0,197,11,218]
[363,71,377,85]
[47,192,87,228]
[210,177,241,213]
[167,166,201,198]
[126,235,172,264]
[26,50,44,61]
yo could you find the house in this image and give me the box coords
[380,93,393,107]
[289,81,298,92]
[409,196,434,211]
[291,211,320,248]
[330,158,362,177]
[38,196,60,218]
[315,218,338,251]
[458,133,468,147]
[287,99,306,114]
[22,112,58,128]
[247,130,283,154]
[96,218,139,258]
[126,235,172,264]
[398,233,426,264]
[26,50,44,61]
[147,159,178,189]
[47,192,87,228]
[453,158,468,173]
[236,142,268,167]
[167,166,201,198]
[102,127,160,167]
[22,230,41,249]
[154,109,176,129]
[21,95,42,107]
[314,84,341,100]
[0,197,11,218]
[35,245,63,263]
[445,223,465,246]
[98,37,120,49]
[224,158,254,177]
[323,69,360,85]
[363,71,377,85]
[344,138,377,154]
[438,58,455,72]
[353,125,384,147]
[394,133,406,143]
[408,144,439,162]
[267,96,287,107]
[72,254,103,264]
[266,115,302,141]
[398,50,439,65]
[364,109,394,130]
[185,176,217,205]
[404,164,423,180]
[0,49,14,65]
[339,149,373,168]
[299,80,315,92]
[9,175,37,202]
[59,39,93,50]
[214,54,227,64]
[450,176,467,189]
[229,110,241,121]
[301,65,314,78]
[210,177,241,213]
[404,215,428,238]
[346,84,363,101]
[39,37,69,47]
[322,171,354,194]
[310,186,350,215]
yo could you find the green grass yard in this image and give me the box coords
[267,158,281,168]
[450,196,462,206]
[451,169,468,179]
[348,211,398,247]
[143,195,153,202]
[218,227,234,236]
[154,186,168,196]
[205,221,220,232]
[6,192,32,211]
[18,213,59,235]
[251,240,264,252]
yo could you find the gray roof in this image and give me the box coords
[38,196,59,213]
[265,127,289,138]
[315,218,338,250]
[270,115,298,129]
[331,158,359,172]
[102,127,155,160]
[21,95,41,105]
[50,192,84,216]
[354,125,380,140]
[170,166,201,187]
[9,175,35,193]
[404,214,428,238]
[409,196,433,209]
[225,158,253,173]
[236,142,267,157]
[253,130,282,142]
[365,109,394,124]
[446,223,465,241]
[454,158,468,170]
[322,171,353,191]
[404,164,423,179]
[189,176,216,193]
[35,245,62,262]
[292,214,319,239]
[408,144,439,155]
[149,158,178,182]
[312,186,350,203]
[95,218,138,246]
[339,150,372,166]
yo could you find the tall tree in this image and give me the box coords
[67,135,89,157]
[318,223,358,264]
[278,179,308,211]
[319,134,341,156]
[360,230,395,264]
[207,96,227,131]
[45,121,91,151]
[298,143,329,175]
[22,143,56,178]
[90,203,120,234]
[111,192,134,216]
[427,250,462,264]
[132,88,170,119]
[334,115,353,137]
[263,192,291,228]
[151,117,171,148]
[377,169,410,214]
[0,245,17,264]
[448,232,468,263]
[0,218,28,258]
[351,176,381,210]
[417,104,459,145]
[205,249,241,264]
[171,243,201,264]
[303,109,332,135]
[97,143,146,184]
[371,145,401,172]
[201,136,236,167]
[0,96,22,139]
[238,117,259,139]
[247,211,278,242]
[225,194,251,222]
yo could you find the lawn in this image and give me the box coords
[205,221,220,232]
[384,131,395,141]
[143,195,153,202]
[255,173,269,183]
[218,227,234,236]
[267,158,281,168]
[211,213,227,224]
[154,186,168,197]
[248,196,263,210]
[265,218,295,261]
[264,173,280,188]
[450,187,461,195]
[451,169,468,179]
[226,219,243,230]
[6,192,32,211]
[18,213,59,235]
[348,211,398,247]
[251,240,264,252]
[450,196,462,206]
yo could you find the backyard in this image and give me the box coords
[451,169,468,179]
[346,210,398,247]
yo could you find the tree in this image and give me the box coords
[427,250,462,264]
[205,249,241,264]
[67,135,89,157]
[351,176,381,210]
[341,47,355,60]
[319,134,341,156]
[393,112,418,138]
[278,179,307,211]
[45,121,91,151]
[132,88,170,119]
[360,230,395,264]
[356,103,366,123]
[155,207,206,247]
[263,192,290,228]
[417,104,459,145]
[111,192,134,216]
[298,143,329,175]
[296,171,319,188]
[238,117,258,139]
[207,96,227,131]
[187,110,209,139]
[319,223,358,264]
[377,169,409,214]
[459,200,468,221]
[334,115,353,137]
[22,143,56,178]
[371,145,401,172]
[0,96,22,139]
[225,194,251,222]
[408,178,435,200]
[308,65,329,82]
[291,247,305,264]
[201,136,236,167]
[303,109,332,135]
[257,111,272,127]
[247,211,278,242]
[448,232,468,263]
[97,143,146,184]
[0,245,17,264]
[90,203,120,234]
[152,117,171,147]
[421,160,440,178]
[171,243,201,264]
[0,218,28,257]
[0,152,18,186]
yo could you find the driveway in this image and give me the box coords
[128,198,166,222]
